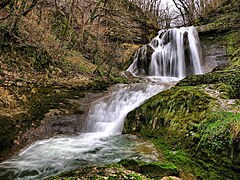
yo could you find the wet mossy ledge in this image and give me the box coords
[124,86,240,179]
[47,159,180,180]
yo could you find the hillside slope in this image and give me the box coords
[0,0,157,161]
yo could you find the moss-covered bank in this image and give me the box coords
[124,1,240,179]
[125,86,239,179]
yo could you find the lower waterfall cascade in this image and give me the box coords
[0,26,204,180]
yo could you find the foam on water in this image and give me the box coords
[0,134,160,179]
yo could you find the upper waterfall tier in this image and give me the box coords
[127,26,203,78]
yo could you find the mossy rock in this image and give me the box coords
[47,162,149,180]
[119,159,179,179]
[140,162,179,179]
[124,85,240,179]
[124,86,215,138]
[118,159,142,172]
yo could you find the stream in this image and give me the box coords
[0,26,203,180]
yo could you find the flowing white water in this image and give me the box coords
[82,82,172,135]
[127,26,203,78]
[0,82,174,180]
[0,26,203,180]
[0,134,161,179]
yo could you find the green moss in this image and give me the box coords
[152,138,210,179]
[124,85,240,179]
[178,70,240,99]
[151,137,238,180]
[125,86,215,138]
[119,159,179,179]
[47,163,150,180]
[225,31,240,56]
[118,159,141,170]
[140,162,179,179]
[197,112,240,165]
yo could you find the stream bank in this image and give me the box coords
[47,1,240,179]
[0,0,158,162]
[0,81,109,162]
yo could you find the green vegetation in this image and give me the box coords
[125,91,240,179]
[48,159,180,180]
[125,86,216,137]
[124,3,240,176]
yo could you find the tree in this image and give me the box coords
[128,0,165,28]
[172,0,225,25]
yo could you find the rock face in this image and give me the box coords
[128,44,154,75]
[200,35,228,72]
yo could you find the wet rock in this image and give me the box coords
[183,31,193,76]
[135,45,154,75]
[161,30,171,46]
[150,38,159,48]
[119,159,179,179]
[118,159,142,172]
[161,176,182,180]
[200,36,228,72]
[140,162,179,179]
[46,114,84,134]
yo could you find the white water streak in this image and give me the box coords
[127,26,203,78]
[83,82,172,135]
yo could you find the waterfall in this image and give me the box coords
[0,26,204,180]
[127,26,203,78]
[82,83,171,135]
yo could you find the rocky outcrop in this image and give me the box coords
[47,159,180,180]
[127,44,154,75]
